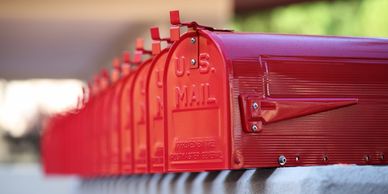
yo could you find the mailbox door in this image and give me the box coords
[78,108,86,175]
[132,60,152,173]
[165,31,231,172]
[79,105,86,175]
[110,80,126,174]
[100,84,120,175]
[82,100,93,176]
[92,94,101,174]
[93,91,108,175]
[88,101,97,177]
[147,49,168,173]
[120,74,136,174]
[100,90,111,175]
[66,113,76,174]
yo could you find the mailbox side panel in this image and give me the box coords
[258,56,388,166]
[147,49,168,173]
[213,33,388,168]
[165,32,231,172]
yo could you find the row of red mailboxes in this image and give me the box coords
[41,10,388,176]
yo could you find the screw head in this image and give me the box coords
[323,155,328,162]
[364,155,370,162]
[252,102,259,110]
[251,124,258,132]
[234,155,241,164]
[191,59,196,65]
[191,37,196,44]
[278,155,287,166]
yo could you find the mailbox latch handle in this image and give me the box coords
[239,94,358,133]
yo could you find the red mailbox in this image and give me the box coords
[79,85,93,176]
[119,46,151,174]
[96,70,111,175]
[82,82,98,176]
[65,111,77,174]
[146,27,172,173]
[131,39,153,173]
[164,21,230,172]
[88,79,101,176]
[41,10,388,177]
[164,11,388,172]
[107,58,124,175]
[94,59,124,176]
[75,103,84,175]
[119,69,135,173]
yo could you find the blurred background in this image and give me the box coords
[0,0,387,193]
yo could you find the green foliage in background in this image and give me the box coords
[233,0,388,37]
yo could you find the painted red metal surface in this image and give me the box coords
[88,84,100,176]
[164,32,231,172]
[132,59,152,173]
[163,11,388,172]
[147,50,169,173]
[41,10,388,176]
[147,27,172,173]
[119,47,151,174]
[211,32,388,168]
[81,89,95,176]
[119,72,136,174]
[106,59,123,175]
[98,71,112,175]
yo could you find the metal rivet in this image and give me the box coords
[191,37,196,44]
[364,155,370,162]
[278,155,287,166]
[191,59,196,65]
[251,124,258,132]
[234,155,241,164]
[252,102,259,110]
[323,155,328,162]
